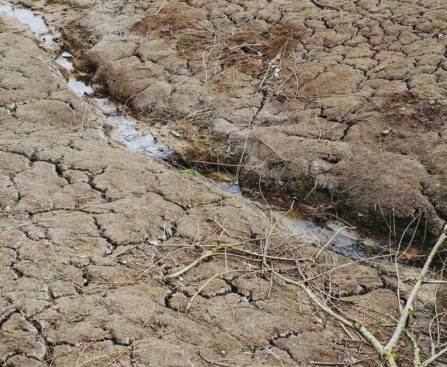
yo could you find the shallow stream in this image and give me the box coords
[1,2,368,258]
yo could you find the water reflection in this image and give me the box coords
[0,3,55,46]
[96,99,171,158]
[279,209,367,258]
[1,1,368,258]
[1,2,170,159]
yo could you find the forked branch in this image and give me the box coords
[385,224,447,355]
[165,224,447,366]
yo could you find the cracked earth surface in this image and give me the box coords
[0,1,447,367]
[26,0,447,241]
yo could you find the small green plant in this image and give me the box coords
[179,168,201,177]
[55,155,65,165]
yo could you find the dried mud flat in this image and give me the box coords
[26,0,446,241]
[0,1,447,367]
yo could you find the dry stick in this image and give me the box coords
[186,271,233,313]
[166,224,446,365]
[424,280,447,285]
[339,321,356,341]
[432,257,447,353]
[191,160,262,168]
[394,214,422,314]
[270,268,396,366]
[163,243,306,280]
[309,361,369,367]
[405,329,422,367]
[210,218,233,239]
[312,226,349,260]
[137,248,185,279]
[163,244,224,280]
[314,111,322,140]
[428,313,445,357]
[215,250,303,263]
[385,223,447,356]
[198,350,234,367]
[423,346,447,366]
[305,256,388,284]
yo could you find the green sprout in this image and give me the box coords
[179,168,201,177]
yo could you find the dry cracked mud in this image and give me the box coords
[24,0,447,243]
[0,2,447,367]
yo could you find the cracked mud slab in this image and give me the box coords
[0,4,446,367]
[28,0,447,242]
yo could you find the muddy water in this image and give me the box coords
[205,171,242,195]
[1,2,366,258]
[205,174,366,258]
[279,210,367,258]
[0,2,56,46]
[1,3,170,158]
[54,44,171,158]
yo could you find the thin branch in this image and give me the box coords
[164,243,307,280]
[404,329,422,367]
[184,269,254,313]
[385,224,447,353]
[164,243,230,280]
[270,269,397,365]
[423,346,447,366]
[423,280,447,285]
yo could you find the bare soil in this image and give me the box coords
[30,0,447,243]
[0,2,447,366]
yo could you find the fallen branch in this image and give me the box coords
[163,242,306,280]
[164,243,229,280]
[405,329,422,367]
[385,224,447,354]
[271,268,396,366]
[422,346,447,366]
[165,223,447,366]
[273,223,447,367]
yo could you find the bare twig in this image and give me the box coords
[423,346,447,366]
[164,242,307,280]
[385,224,447,355]
[404,329,422,367]
[270,268,394,366]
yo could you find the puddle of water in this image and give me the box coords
[56,52,94,96]
[58,53,170,157]
[67,77,95,97]
[217,182,242,195]
[55,52,75,72]
[205,171,366,257]
[206,172,366,257]
[279,210,366,258]
[205,171,241,195]
[0,2,55,47]
[96,99,171,158]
